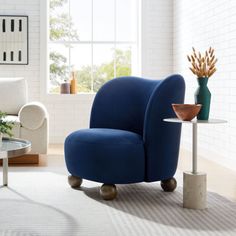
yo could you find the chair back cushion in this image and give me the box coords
[143,74,185,181]
[0,78,28,115]
[90,76,161,135]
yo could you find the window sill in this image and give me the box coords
[40,93,96,103]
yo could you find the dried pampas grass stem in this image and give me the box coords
[187,47,217,78]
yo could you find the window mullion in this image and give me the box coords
[137,0,141,75]
[68,0,71,76]
[114,0,117,78]
[91,0,94,92]
[50,41,136,44]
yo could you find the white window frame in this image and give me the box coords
[40,0,141,101]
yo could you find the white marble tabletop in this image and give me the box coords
[164,118,227,124]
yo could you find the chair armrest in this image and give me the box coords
[19,102,48,130]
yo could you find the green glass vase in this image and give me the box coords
[194,77,211,120]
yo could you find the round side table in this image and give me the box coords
[164,118,227,210]
[0,137,31,186]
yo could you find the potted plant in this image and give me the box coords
[0,111,14,144]
[187,47,217,120]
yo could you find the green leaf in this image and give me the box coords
[0,110,14,137]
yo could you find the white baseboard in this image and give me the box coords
[180,147,236,172]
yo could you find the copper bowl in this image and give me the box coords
[172,104,202,121]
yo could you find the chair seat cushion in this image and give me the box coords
[65,128,145,184]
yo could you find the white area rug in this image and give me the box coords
[0,170,235,236]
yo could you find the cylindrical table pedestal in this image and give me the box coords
[183,171,207,210]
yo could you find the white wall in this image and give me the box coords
[0,0,40,101]
[173,0,236,170]
[0,0,174,143]
[142,0,173,79]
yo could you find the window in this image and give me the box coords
[49,0,140,94]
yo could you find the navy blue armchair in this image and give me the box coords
[65,75,185,200]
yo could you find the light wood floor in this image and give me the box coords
[41,144,236,201]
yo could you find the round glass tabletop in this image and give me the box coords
[0,137,31,159]
[164,118,227,124]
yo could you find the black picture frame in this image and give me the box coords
[0,15,28,65]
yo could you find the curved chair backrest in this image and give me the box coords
[143,75,185,181]
[90,76,159,135]
[90,75,185,181]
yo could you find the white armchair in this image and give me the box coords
[0,77,48,155]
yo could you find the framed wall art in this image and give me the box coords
[0,15,28,65]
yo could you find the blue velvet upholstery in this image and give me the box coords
[65,129,145,184]
[65,74,185,184]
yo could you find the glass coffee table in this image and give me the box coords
[0,137,31,186]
